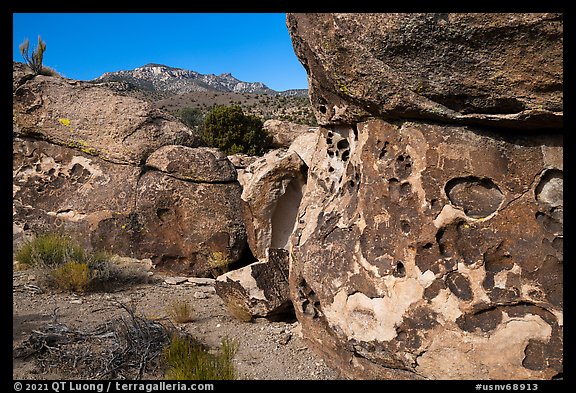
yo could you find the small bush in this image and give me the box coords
[177,107,204,129]
[207,251,230,279]
[50,261,91,292]
[15,232,150,293]
[15,233,84,268]
[201,105,271,156]
[167,300,195,323]
[163,334,239,380]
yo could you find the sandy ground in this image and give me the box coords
[12,269,339,381]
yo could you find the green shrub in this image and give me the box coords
[177,107,204,129]
[15,233,84,268]
[201,105,271,156]
[163,334,239,380]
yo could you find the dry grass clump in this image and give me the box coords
[51,261,91,293]
[167,300,195,323]
[163,334,239,380]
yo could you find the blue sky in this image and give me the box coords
[12,13,309,91]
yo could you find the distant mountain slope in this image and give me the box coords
[92,63,307,97]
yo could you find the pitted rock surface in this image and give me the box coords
[289,119,562,379]
[286,12,563,380]
[13,64,246,276]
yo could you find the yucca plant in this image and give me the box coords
[19,35,47,75]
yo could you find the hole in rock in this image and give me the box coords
[156,207,171,222]
[270,177,305,251]
[337,139,349,150]
[400,220,411,234]
[379,141,389,160]
[445,176,504,219]
[341,150,350,161]
[535,169,563,207]
[297,278,321,318]
[393,262,406,277]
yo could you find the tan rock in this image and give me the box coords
[287,13,562,129]
[289,119,563,379]
[12,62,200,165]
[264,119,316,148]
[146,145,237,182]
[215,249,292,321]
[240,149,307,259]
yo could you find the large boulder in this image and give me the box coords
[13,62,200,165]
[146,145,237,183]
[287,13,562,129]
[13,66,246,276]
[91,145,247,276]
[287,13,563,380]
[264,119,317,148]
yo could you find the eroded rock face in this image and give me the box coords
[13,66,246,276]
[287,12,563,380]
[290,119,562,380]
[240,149,308,260]
[13,138,248,277]
[287,13,563,129]
[13,138,139,249]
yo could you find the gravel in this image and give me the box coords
[13,270,340,380]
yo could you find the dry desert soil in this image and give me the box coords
[12,268,339,381]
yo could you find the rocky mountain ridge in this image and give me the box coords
[92,63,307,97]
